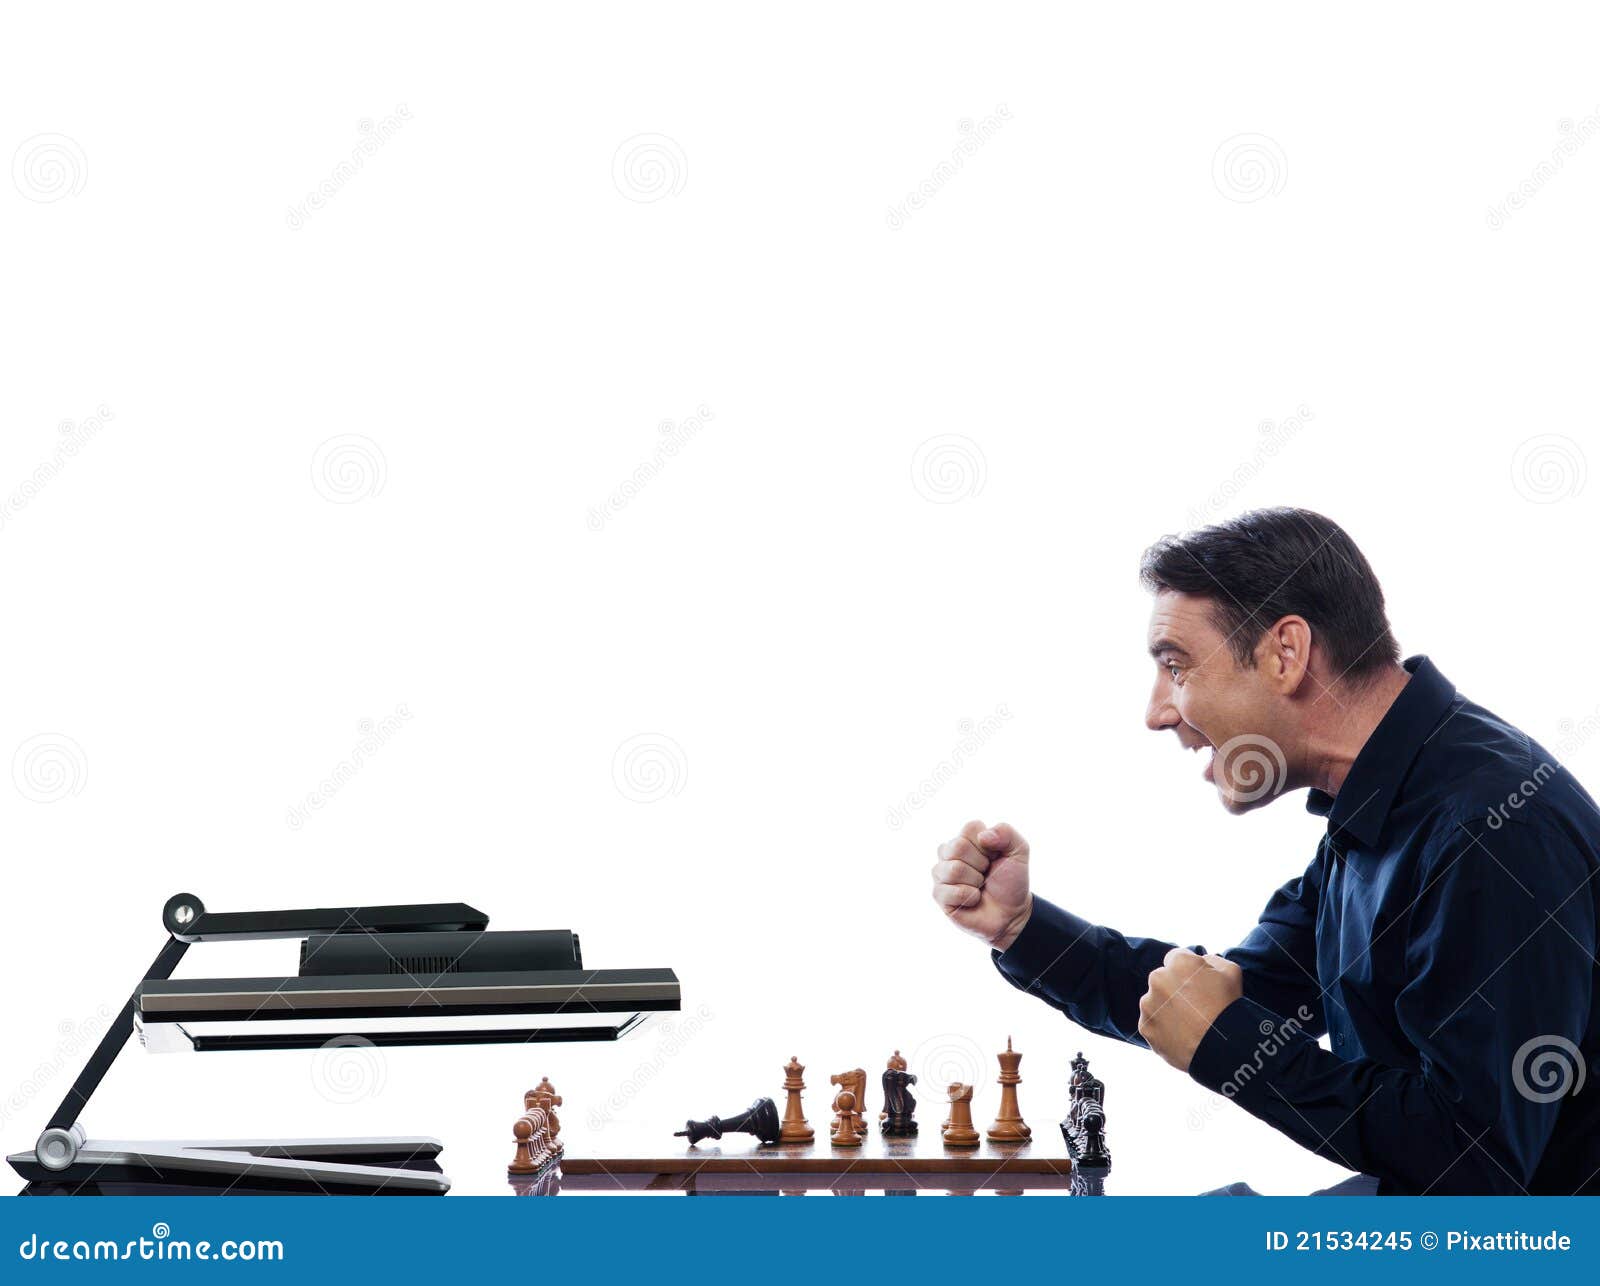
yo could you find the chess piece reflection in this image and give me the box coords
[780,1056,815,1143]
[828,1068,867,1140]
[510,1168,562,1196]
[831,1091,862,1148]
[986,1037,1032,1142]
[675,1096,783,1146]
[881,1050,919,1137]
[942,1082,980,1148]
[1061,1051,1111,1168]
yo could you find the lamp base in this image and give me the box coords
[8,1134,450,1195]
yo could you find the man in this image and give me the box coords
[931,508,1599,1194]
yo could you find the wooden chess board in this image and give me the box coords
[555,1126,1074,1194]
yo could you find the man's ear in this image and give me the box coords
[1262,615,1313,694]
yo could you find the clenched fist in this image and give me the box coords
[931,820,1033,951]
[1137,948,1243,1071]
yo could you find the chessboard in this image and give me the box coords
[557,1129,1074,1194]
[503,1047,1109,1195]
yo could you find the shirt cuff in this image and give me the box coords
[1188,995,1297,1107]
[989,895,1100,1000]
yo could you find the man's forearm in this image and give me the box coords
[1190,996,1532,1194]
[991,895,1179,1045]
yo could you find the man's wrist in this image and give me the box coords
[991,894,1034,953]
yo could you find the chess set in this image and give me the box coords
[506,1077,564,1195]
[513,1041,1113,1195]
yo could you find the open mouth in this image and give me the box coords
[1186,735,1216,781]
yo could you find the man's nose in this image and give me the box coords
[1145,681,1179,733]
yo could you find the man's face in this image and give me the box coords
[1144,590,1290,813]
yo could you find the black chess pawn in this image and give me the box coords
[675,1096,783,1146]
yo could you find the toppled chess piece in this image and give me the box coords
[986,1036,1032,1142]
[881,1050,919,1137]
[675,1096,783,1146]
[1061,1051,1110,1168]
[942,1082,980,1148]
[829,1068,867,1140]
[780,1056,815,1143]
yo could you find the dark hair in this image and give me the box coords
[1139,508,1401,681]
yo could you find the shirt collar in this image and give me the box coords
[1303,655,1457,848]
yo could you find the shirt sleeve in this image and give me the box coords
[1188,817,1595,1194]
[989,895,1184,1045]
[1219,852,1328,1037]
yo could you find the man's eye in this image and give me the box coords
[1167,664,1181,682]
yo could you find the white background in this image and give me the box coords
[2,2,1598,1197]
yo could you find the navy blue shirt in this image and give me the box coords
[994,657,1600,1194]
